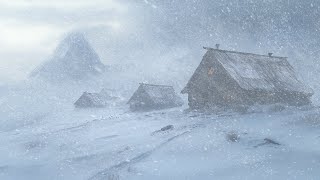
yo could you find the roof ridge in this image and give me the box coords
[139,83,173,88]
[203,47,287,59]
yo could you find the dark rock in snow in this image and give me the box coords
[263,138,281,145]
[161,125,174,131]
[226,131,240,142]
[254,138,281,148]
[151,125,174,135]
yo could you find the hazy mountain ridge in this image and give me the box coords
[30,32,106,81]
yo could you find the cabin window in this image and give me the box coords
[208,67,214,76]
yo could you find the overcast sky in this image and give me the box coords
[0,0,128,83]
[2,0,319,84]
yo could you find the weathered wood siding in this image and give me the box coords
[184,49,313,110]
[187,52,250,109]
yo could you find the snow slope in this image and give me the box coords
[1,95,320,180]
[2,1,320,179]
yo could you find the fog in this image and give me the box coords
[1,1,320,180]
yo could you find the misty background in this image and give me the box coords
[1,1,320,179]
[1,0,320,100]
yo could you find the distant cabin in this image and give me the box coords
[181,47,313,109]
[74,92,106,108]
[128,83,183,111]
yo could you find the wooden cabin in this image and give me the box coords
[128,83,183,111]
[74,92,106,108]
[181,46,313,110]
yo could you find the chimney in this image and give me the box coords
[215,44,220,49]
[268,53,273,57]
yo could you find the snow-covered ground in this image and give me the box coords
[2,1,320,179]
[1,92,320,180]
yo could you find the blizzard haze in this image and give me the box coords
[1,1,320,180]
[0,0,126,82]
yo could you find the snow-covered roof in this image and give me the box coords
[74,92,106,108]
[183,48,313,95]
[143,84,182,105]
[128,83,183,107]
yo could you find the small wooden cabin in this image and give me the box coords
[128,83,183,111]
[74,92,106,108]
[181,47,313,109]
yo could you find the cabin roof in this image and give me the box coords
[182,48,313,95]
[128,83,183,105]
[74,92,106,107]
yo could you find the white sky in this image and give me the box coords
[0,0,127,83]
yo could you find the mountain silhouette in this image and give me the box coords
[30,32,105,81]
